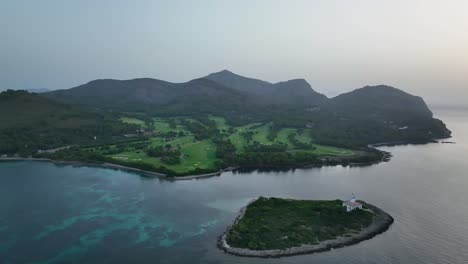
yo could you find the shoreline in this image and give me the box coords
[218,200,394,258]
[0,138,441,180]
[0,155,386,180]
[0,157,230,181]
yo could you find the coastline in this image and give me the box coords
[349,138,452,166]
[0,138,441,180]
[0,154,386,180]
[218,199,394,258]
[0,157,230,181]
[348,150,392,166]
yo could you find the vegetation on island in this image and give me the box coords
[226,197,374,250]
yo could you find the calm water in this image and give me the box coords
[1,110,468,264]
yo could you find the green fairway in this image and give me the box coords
[108,136,217,174]
[120,117,147,128]
[276,128,296,146]
[153,119,174,133]
[228,130,247,152]
[226,123,261,151]
[295,130,313,144]
[210,116,229,131]
[251,123,273,144]
[308,144,354,156]
[102,116,355,176]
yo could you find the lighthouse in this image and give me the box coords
[343,193,363,212]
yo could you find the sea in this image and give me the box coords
[1,109,467,264]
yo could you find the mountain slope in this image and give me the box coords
[45,77,249,112]
[44,76,270,125]
[41,71,451,144]
[205,70,328,105]
[326,85,433,121]
[205,70,273,95]
[0,90,136,155]
[270,79,327,106]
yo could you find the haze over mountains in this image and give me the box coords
[45,70,437,123]
[41,70,451,145]
[45,69,332,109]
[205,70,328,106]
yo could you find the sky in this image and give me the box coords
[1,0,467,106]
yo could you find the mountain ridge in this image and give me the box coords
[205,70,328,105]
[44,70,435,121]
[41,70,451,143]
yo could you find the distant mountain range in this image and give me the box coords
[205,70,328,106]
[0,88,51,93]
[44,70,439,124]
[27,88,50,93]
[1,70,451,154]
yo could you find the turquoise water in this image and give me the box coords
[1,110,468,263]
[0,163,224,263]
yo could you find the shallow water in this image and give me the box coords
[1,110,468,264]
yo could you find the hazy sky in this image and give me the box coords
[1,0,467,106]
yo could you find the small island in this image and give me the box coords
[218,197,394,257]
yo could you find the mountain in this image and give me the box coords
[27,88,50,93]
[0,88,50,93]
[0,90,135,155]
[46,70,327,113]
[205,70,328,105]
[44,77,249,114]
[325,85,434,121]
[42,71,451,144]
[205,70,272,95]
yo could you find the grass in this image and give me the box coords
[226,197,374,250]
[306,145,354,156]
[295,130,313,144]
[105,116,355,175]
[275,128,296,146]
[228,131,247,152]
[251,124,273,144]
[226,123,261,152]
[153,119,174,133]
[210,116,229,131]
[107,136,217,174]
[120,117,147,128]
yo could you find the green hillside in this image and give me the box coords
[0,90,136,155]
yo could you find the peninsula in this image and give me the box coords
[218,197,394,257]
[0,70,450,177]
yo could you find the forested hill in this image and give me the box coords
[0,90,136,155]
[45,78,246,107]
[44,78,256,120]
[41,71,451,145]
[326,85,434,120]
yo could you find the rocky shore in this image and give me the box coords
[218,200,394,258]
